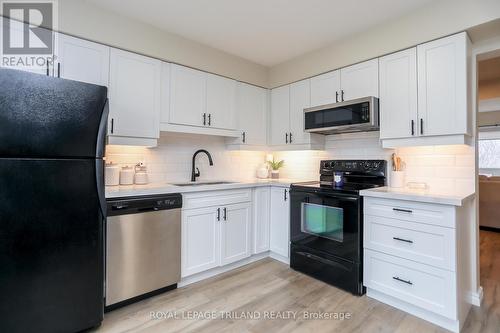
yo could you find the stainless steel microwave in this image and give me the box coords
[304,96,379,134]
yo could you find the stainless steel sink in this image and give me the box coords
[170,181,236,187]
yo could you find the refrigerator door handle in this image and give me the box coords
[96,99,109,159]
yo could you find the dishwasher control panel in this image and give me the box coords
[106,193,182,216]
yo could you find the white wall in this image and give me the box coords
[55,0,268,87]
[269,0,500,87]
[106,133,266,183]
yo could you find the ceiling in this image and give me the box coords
[88,0,437,67]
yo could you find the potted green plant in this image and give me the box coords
[267,158,284,179]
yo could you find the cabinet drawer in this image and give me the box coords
[364,197,455,228]
[364,215,455,270]
[364,249,456,319]
[182,189,252,209]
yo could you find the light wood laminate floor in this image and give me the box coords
[93,231,500,333]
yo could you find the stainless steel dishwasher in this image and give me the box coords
[105,194,182,310]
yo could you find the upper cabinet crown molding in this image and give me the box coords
[381,32,472,148]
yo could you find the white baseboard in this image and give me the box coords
[269,251,290,264]
[178,252,271,287]
[367,288,460,333]
[469,286,484,306]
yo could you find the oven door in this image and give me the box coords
[290,188,361,263]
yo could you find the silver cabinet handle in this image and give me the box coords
[393,276,413,285]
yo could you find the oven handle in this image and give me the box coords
[295,251,351,271]
[290,189,359,201]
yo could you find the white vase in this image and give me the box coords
[390,171,406,188]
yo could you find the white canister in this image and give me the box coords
[134,164,149,185]
[390,171,406,188]
[256,164,269,179]
[105,162,120,186]
[119,166,134,185]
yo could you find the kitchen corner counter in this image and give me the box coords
[105,178,301,199]
[360,186,475,206]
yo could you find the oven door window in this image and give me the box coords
[301,202,344,242]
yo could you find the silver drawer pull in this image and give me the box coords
[393,276,413,285]
[393,208,413,213]
[393,237,413,244]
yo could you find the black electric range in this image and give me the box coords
[289,160,387,295]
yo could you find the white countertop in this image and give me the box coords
[105,178,302,198]
[360,186,475,206]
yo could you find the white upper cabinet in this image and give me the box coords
[382,33,471,148]
[379,48,418,140]
[230,82,268,146]
[56,34,110,86]
[417,33,469,137]
[169,64,206,127]
[340,59,379,100]
[108,48,161,142]
[310,70,341,107]
[270,85,291,145]
[289,79,311,145]
[206,74,236,130]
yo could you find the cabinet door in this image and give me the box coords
[206,74,236,130]
[417,33,468,136]
[109,48,161,139]
[160,62,171,123]
[169,64,206,127]
[270,187,290,258]
[181,207,220,277]
[340,59,379,100]
[270,85,290,145]
[379,48,418,140]
[56,34,109,86]
[234,83,268,145]
[253,187,270,254]
[220,202,251,265]
[289,79,311,145]
[310,70,341,107]
[1,18,53,75]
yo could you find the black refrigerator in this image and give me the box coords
[0,68,108,333]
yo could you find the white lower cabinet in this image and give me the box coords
[181,189,252,278]
[220,202,252,265]
[182,207,220,277]
[363,196,473,333]
[253,187,271,254]
[270,187,290,258]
